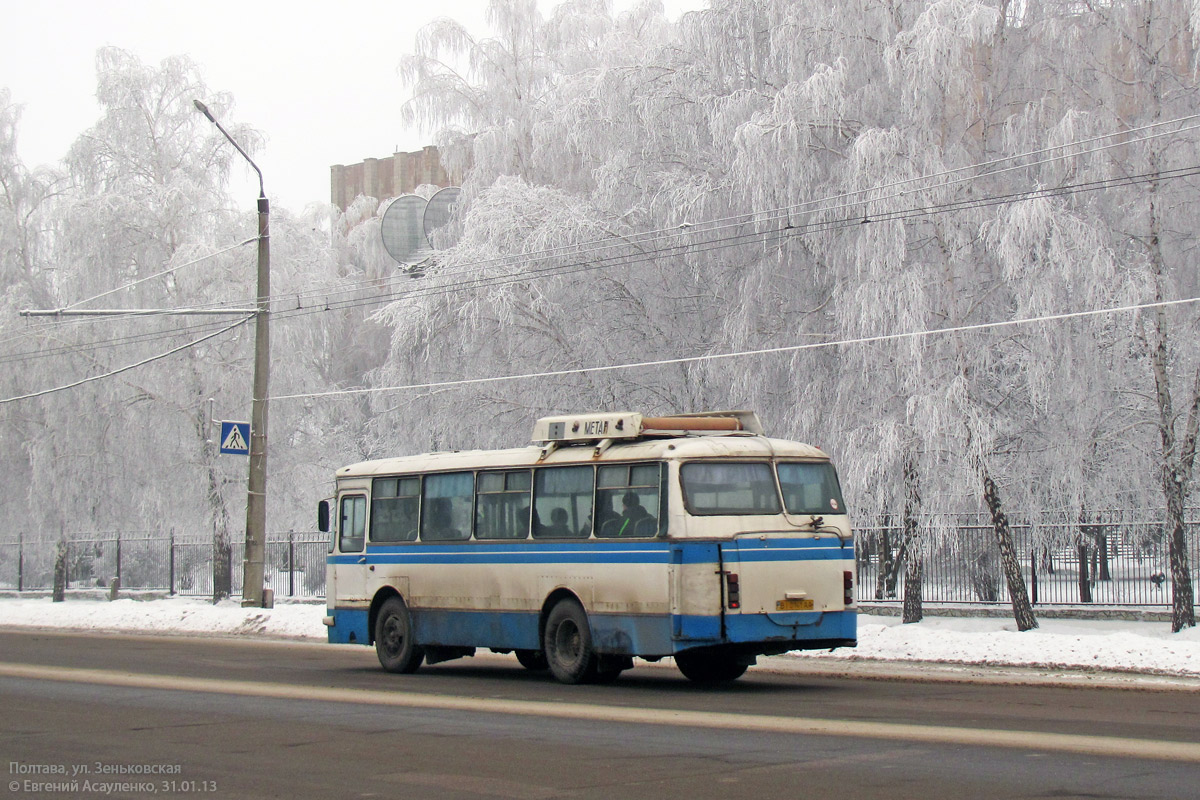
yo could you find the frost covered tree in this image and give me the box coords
[1052,0,1200,631]
[378,0,735,450]
[0,89,65,546]
[367,0,1194,628]
[12,49,258,598]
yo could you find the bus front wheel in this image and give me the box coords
[375,596,424,673]
[675,652,748,683]
[543,599,598,684]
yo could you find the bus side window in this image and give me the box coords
[476,470,532,539]
[339,495,366,553]
[421,472,473,541]
[596,463,662,537]
[532,465,592,539]
[371,477,419,542]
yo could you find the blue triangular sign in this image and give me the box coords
[220,421,250,455]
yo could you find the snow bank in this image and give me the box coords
[803,614,1200,677]
[0,596,325,640]
[1,596,1197,678]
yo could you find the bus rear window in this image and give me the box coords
[680,462,781,515]
[778,462,846,515]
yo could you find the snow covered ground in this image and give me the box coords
[1,596,1197,681]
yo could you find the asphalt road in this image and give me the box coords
[2,630,1198,799]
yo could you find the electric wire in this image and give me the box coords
[263,160,1200,324]
[28,112,1189,322]
[4,156,1197,368]
[229,112,1200,311]
[271,295,1200,402]
[61,237,258,311]
[6,119,1199,372]
[0,315,253,405]
[256,112,1200,310]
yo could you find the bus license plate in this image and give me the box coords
[776,598,814,611]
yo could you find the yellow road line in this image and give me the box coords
[1,661,1197,763]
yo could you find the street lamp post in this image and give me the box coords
[194,99,270,608]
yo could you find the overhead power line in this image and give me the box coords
[262,160,1200,325]
[220,112,1200,313]
[271,295,1200,402]
[6,156,1196,371]
[0,316,253,406]
[7,117,1200,371]
[60,237,258,311]
[31,112,1196,323]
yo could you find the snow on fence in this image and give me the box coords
[0,531,328,599]
[857,511,1199,607]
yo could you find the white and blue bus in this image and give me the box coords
[320,411,856,683]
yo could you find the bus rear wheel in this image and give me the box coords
[675,652,748,684]
[375,596,424,673]
[543,599,599,684]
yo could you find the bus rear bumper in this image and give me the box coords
[671,609,857,657]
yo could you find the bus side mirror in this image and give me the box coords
[317,500,330,533]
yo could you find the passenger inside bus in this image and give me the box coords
[615,491,651,536]
[424,498,460,540]
[543,507,573,537]
[595,502,619,536]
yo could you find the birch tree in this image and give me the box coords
[1050,1,1200,631]
[0,90,65,539]
[22,49,257,598]
[374,0,1195,630]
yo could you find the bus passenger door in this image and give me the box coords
[332,494,369,603]
[670,542,725,643]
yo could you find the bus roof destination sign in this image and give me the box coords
[531,411,754,444]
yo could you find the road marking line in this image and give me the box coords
[1,661,1197,763]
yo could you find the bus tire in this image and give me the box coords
[675,652,748,684]
[515,649,549,671]
[375,596,424,674]
[543,599,598,684]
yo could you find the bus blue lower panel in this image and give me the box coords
[328,605,855,656]
[411,609,675,655]
[414,610,542,651]
[327,608,370,645]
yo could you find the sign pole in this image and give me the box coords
[193,99,270,608]
[242,194,270,607]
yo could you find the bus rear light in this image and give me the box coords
[844,570,854,605]
[726,572,740,609]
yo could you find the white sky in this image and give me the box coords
[0,0,704,213]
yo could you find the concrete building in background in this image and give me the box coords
[330,146,455,211]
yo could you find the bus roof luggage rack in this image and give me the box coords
[531,410,763,444]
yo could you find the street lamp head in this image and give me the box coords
[193,98,266,200]
[192,99,215,122]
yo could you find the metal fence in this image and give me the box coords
[856,512,1200,607]
[0,531,328,599]
[3,513,1198,608]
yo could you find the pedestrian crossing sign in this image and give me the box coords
[220,421,251,455]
